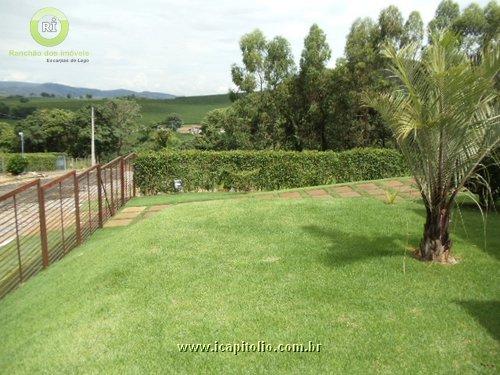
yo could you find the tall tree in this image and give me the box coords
[17,109,75,153]
[264,36,295,90]
[97,99,141,155]
[428,0,460,33]
[297,24,332,150]
[365,32,499,262]
[378,5,404,47]
[401,11,424,48]
[231,29,267,93]
[0,122,16,152]
[483,1,500,47]
[453,3,488,57]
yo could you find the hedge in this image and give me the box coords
[134,148,409,194]
[0,153,61,173]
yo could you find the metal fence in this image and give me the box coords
[0,154,136,299]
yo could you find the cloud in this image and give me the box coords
[0,0,489,95]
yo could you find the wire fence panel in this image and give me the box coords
[0,154,135,299]
[77,166,100,242]
[123,154,136,202]
[0,180,42,299]
[42,172,78,264]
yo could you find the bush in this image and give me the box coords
[0,153,60,172]
[6,154,28,175]
[134,148,409,194]
[465,155,500,208]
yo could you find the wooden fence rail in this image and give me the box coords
[0,154,136,299]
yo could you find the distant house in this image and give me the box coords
[177,125,202,135]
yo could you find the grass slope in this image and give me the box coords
[0,197,498,373]
[1,94,231,126]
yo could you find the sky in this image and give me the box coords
[0,0,489,96]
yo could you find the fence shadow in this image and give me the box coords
[0,154,136,299]
[455,300,500,342]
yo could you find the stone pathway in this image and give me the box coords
[275,178,420,202]
[305,189,330,198]
[103,205,170,228]
[331,185,361,198]
[280,191,302,199]
[103,178,421,228]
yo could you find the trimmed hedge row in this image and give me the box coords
[0,153,61,173]
[134,148,409,194]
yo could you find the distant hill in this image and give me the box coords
[0,93,232,125]
[0,81,176,99]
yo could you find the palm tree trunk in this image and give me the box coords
[420,206,452,262]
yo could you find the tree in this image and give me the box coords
[296,24,332,150]
[154,128,179,150]
[401,11,424,48]
[98,99,141,154]
[377,5,404,47]
[264,36,295,90]
[428,0,460,33]
[11,106,36,119]
[453,3,488,57]
[159,113,183,131]
[340,16,393,149]
[0,102,10,118]
[483,1,500,48]
[231,29,267,93]
[0,122,16,151]
[17,109,75,153]
[365,32,499,262]
[231,29,295,95]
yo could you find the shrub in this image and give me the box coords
[6,154,28,175]
[465,154,500,208]
[0,153,60,172]
[134,148,409,194]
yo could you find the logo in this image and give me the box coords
[30,7,69,47]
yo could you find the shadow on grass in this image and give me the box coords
[302,225,406,267]
[456,300,500,342]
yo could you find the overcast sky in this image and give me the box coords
[0,0,488,96]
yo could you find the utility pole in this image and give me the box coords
[91,106,96,165]
[18,132,24,157]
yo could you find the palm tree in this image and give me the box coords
[365,32,499,263]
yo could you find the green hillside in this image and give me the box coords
[0,94,231,126]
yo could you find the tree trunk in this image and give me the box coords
[420,207,454,263]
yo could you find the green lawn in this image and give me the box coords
[0,196,498,373]
[1,94,231,126]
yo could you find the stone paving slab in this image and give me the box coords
[280,191,302,199]
[386,180,405,187]
[358,183,380,190]
[104,218,134,228]
[121,206,146,213]
[306,189,330,197]
[332,186,361,197]
[393,185,412,192]
[366,189,386,196]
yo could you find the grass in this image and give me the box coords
[1,94,231,126]
[128,191,248,206]
[0,195,498,373]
